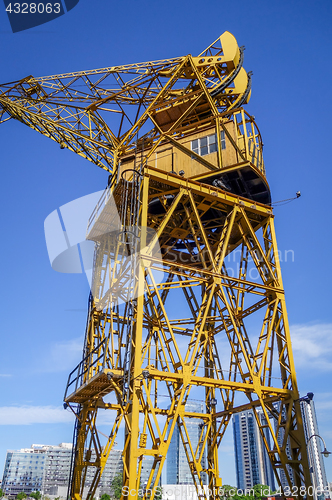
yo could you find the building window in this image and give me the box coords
[191,132,226,157]
[220,131,226,149]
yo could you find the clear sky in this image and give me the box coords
[1,0,332,488]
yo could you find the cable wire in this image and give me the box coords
[271,191,301,207]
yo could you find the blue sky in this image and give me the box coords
[1,0,332,487]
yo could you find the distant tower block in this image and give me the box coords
[301,400,328,500]
[0,31,312,500]
[167,402,207,485]
[233,410,275,491]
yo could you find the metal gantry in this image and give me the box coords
[0,31,312,500]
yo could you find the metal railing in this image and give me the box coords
[233,108,265,176]
[248,138,265,175]
[64,338,107,400]
[86,185,112,236]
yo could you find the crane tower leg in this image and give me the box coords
[64,166,312,500]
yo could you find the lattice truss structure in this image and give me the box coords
[0,31,252,174]
[0,32,312,500]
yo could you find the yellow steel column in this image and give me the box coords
[71,404,90,500]
[268,217,313,498]
[123,173,149,499]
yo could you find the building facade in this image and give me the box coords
[301,400,329,500]
[1,446,45,497]
[273,402,294,490]
[99,448,123,496]
[167,402,206,485]
[42,443,73,495]
[139,456,156,489]
[233,410,275,491]
[2,443,123,499]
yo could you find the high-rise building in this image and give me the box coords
[1,446,46,497]
[272,402,294,490]
[301,400,328,500]
[139,456,160,491]
[167,402,206,485]
[99,448,123,496]
[41,443,73,495]
[233,410,275,491]
[1,443,122,499]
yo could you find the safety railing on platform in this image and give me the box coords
[64,338,107,401]
[233,108,265,176]
[248,138,265,175]
[86,185,112,236]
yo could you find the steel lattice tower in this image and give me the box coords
[0,32,312,500]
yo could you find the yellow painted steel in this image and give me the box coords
[0,31,312,500]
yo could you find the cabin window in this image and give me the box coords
[191,132,225,156]
[220,130,226,149]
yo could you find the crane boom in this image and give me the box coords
[0,32,249,173]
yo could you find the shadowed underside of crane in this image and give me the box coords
[0,32,312,500]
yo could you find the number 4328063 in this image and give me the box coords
[6,3,61,14]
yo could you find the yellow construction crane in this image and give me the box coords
[0,31,312,500]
